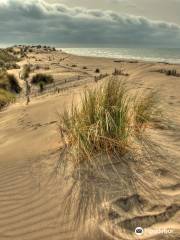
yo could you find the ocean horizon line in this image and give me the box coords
[60,47,180,64]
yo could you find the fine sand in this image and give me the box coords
[0,50,180,239]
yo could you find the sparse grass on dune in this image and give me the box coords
[59,77,161,229]
[0,89,15,109]
[0,49,19,69]
[0,71,21,94]
[60,77,159,166]
[0,70,21,110]
[155,68,180,77]
[0,49,17,63]
[134,91,161,128]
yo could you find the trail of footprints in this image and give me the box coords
[17,110,57,130]
[106,193,180,237]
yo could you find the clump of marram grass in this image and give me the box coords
[61,79,134,165]
[60,78,159,166]
[59,77,161,230]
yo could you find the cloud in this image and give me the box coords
[0,0,180,46]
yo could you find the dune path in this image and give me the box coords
[0,91,80,239]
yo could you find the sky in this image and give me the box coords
[0,0,180,47]
[47,0,180,25]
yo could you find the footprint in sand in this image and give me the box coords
[119,204,180,231]
[113,194,146,212]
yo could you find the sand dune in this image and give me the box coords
[0,50,180,239]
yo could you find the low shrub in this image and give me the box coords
[0,89,15,110]
[7,74,21,93]
[31,73,54,85]
[95,68,100,73]
[0,49,18,63]
[0,71,21,93]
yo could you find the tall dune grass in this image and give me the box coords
[60,78,158,166]
[59,77,160,229]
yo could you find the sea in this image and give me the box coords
[60,47,180,64]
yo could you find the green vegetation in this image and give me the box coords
[0,71,21,110]
[6,74,21,94]
[0,48,21,109]
[0,49,19,69]
[31,73,54,85]
[59,77,163,228]
[31,73,54,92]
[0,71,21,93]
[0,49,17,63]
[0,89,15,109]
[60,78,159,166]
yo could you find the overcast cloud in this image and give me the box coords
[0,0,180,47]
[46,0,180,25]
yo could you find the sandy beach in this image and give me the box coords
[0,48,180,239]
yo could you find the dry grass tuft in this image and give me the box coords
[60,78,159,165]
[134,91,161,128]
[58,77,161,230]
